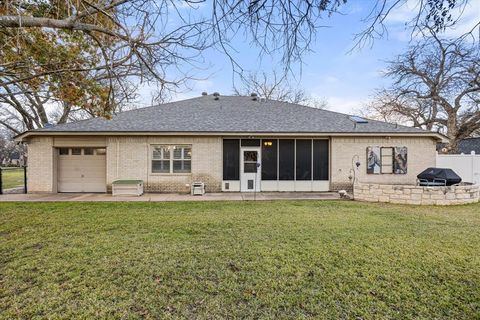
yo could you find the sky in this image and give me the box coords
[138,0,480,115]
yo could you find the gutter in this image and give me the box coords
[15,130,448,142]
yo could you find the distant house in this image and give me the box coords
[15,95,444,194]
[1,151,25,167]
[437,137,480,154]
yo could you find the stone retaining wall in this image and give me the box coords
[354,183,479,205]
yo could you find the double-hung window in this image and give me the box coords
[173,146,192,173]
[152,145,192,174]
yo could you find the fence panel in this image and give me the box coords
[436,152,480,185]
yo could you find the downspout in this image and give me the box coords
[146,137,149,190]
[116,139,120,178]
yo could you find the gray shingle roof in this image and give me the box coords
[437,137,480,154]
[28,95,431,135]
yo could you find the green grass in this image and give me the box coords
[1,201,479,319]
[1,168,24,190]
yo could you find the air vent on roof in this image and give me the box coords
[349,116,368,124]
[251,93,258,101]
[201,92,208,96]
[213,92,220,100]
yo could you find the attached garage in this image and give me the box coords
[57,147,107,192]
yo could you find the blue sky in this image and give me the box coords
[139,0,479,115]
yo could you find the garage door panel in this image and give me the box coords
[58,182,83,193]
[58,152,106,193]
[82,182,107,192]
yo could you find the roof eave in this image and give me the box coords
[15,130,447,142]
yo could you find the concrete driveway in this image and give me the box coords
[0,192,341,202]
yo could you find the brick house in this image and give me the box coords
[15,95,444,193]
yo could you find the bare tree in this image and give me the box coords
[352,0,475,48]
[1,1,210,118]
[1,1,473,89]
[233,71,327,107]
[212,0,474,70]
[0,0,474,132]
[366,30,479,152]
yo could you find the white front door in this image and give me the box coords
[240,147,261,192]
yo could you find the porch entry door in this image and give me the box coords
[240,147,261,192]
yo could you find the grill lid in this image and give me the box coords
[417,167,462,186]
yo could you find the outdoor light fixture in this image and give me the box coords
[263,141,273,146]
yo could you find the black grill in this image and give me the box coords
[417,168,462,186]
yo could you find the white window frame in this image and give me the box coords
[172,145,192,173]
[151,145,192,174]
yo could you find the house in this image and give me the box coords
[1,150,26,167]
[15,94,444,194]
[437,137,480,154]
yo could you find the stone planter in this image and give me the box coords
[354,183,479,205]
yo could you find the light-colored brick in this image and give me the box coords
[330,136,436,188]
[26,137,55,193]
[106,136,223,193]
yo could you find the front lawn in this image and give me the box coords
[1,201,479,318]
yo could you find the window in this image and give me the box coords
[152,145,191,174]
[262,139,277,180]
[367,146,407,174]
[173,146,192,173]
[95,148,106,156]
[71,148,82,155]
[84,148,94,155]
[296,140,312,180]
[313,140,329,180]
[243,151,258,173]
[381,147,393,174]
[279,139,294,180]
[223,139,240,180]
[59,148,69,155]
[152,146,171,173]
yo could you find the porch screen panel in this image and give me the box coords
[261,139,277,180]
[313,140,329,180]
[295,139,312,180]
[223,139,239,180]
[279,139,294,180]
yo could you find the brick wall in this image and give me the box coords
[25,134,439,194]
[330,136,436,191]
[26,137,55,193]
[354,182,480,205]
[106,136,223,193]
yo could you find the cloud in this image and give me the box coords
[324,96,368,115]
[442,5,480,39]
[384,0,421,23]
[385,0,480,41]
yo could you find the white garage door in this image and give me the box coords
[58,147,106,192]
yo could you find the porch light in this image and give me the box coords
[263,141,273,146]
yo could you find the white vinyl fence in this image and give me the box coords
[436,151,480,185]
